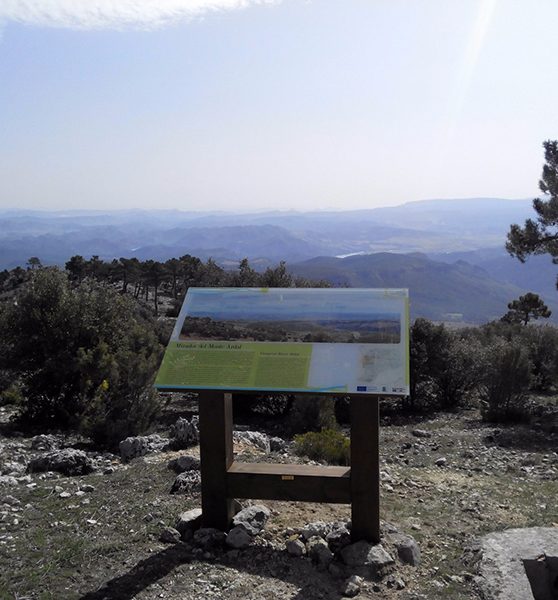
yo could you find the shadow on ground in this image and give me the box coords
[78,542,350,600]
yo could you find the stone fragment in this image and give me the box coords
[1,462,25,475]
[160,527,181,544]
[386,574,406,589]
[342,575,363,597]
[435,457,447,467]
[175,508,202,538]
[286,537,306,557]
[307,536,334,566]
[232,505,270,536]
[340,541,395,578]
[28,449,94,476]
[30,434,59,451]
[326,523,351,552]
[411,429,432,439]
[169,417,199,449]
[301,520,332,541]
[393,534,421,566]
[167,455,200,474]
[193,527,226,550]
[269,437,288,453]
[1,495,20,506]
[80,484,95,493]
[119,434,167,462]
[170,470,201,495]
[233,431,270,453]
[226,525,253,549]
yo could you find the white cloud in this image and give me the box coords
[0,0,279,30]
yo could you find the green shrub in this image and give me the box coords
[293,428,350,465]
[480,339,532,423]
[0,269,163,448]
[287,395,337,434]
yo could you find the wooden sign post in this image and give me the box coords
[156,287,410,544]
[198,390,380,543]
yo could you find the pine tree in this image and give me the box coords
[507,140,558,289]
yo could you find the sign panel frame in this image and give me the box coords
[155,287,410,396]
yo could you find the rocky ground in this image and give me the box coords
[0,397,557,600]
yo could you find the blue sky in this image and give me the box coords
[1,0,557,211]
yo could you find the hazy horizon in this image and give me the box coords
[1,1,556,212]
[0,196,534,216]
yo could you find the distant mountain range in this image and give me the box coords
[1,197,556,324]
[0,197,534,269]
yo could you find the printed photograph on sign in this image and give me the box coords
[179,288,400,344]
[156,287,410,395]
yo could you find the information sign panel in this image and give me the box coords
[155,287,409,395]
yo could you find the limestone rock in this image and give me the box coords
[226,525,253,549]
[342,575,363,597]
[170,470,201,495]
[0,475,17,485]
[193,527,226,550]
[393,534,421,566]
[301,520,332,541]
[286,537,306,557]
[411,429,432,439]
[326,522,351,552]
[340,541,395,578]
[307,536,334,566]
[231,505,270,536]
[160,526,181,544]
[167,455,200,474]
[119,434,167,462]
[27,449,94,476]
[175,508,202,538]
[30,434,59,451]
[169,417,199,449]
[269,437,288,453]
[233,431,270,453]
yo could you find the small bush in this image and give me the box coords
[287,395,337,434]
[293,428,350,465]
[480,339,532,423]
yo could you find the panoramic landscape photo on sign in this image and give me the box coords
[155,288,410,395]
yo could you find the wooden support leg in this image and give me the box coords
[198,391,236,530]
[350,395,380,543]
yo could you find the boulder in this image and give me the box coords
[27,449,94,476]
[393,534,421,566]
[0,476,18,486]
[340,541,395,578]
[342,575,363,598]
[169,417,199,449]
[30,434,59,451]
[193,527,226,550]
[119,434,167,462]
[326,522,352,552]
[231,505,270,536]
[159,527,181,544]
[233,431,270,453]
[286,537,306,557]
[226,525,253,549]
[170,470,201,495]
[301,521,332,542]
[269,436,288,453]
[307,536,334,566]
[167,455,200,474]
[175,508,202,538]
